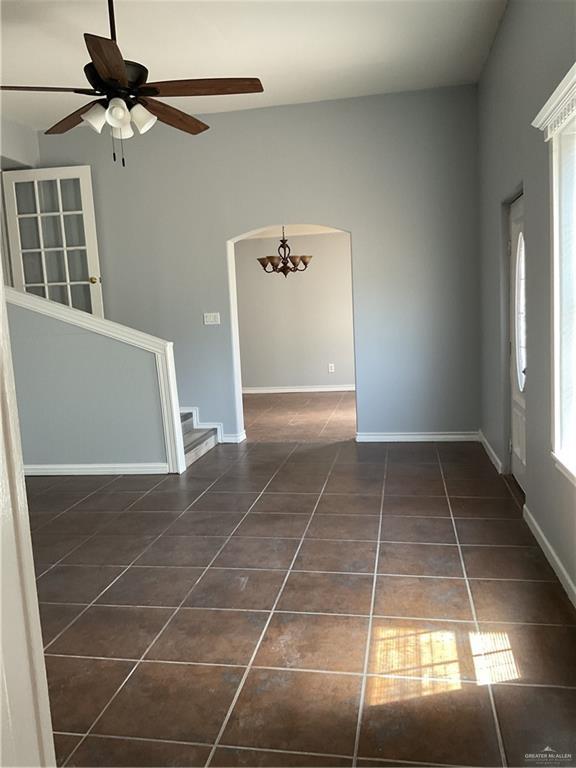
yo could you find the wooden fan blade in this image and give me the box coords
[1,86,96,94]
[45,100,100,135]
[140,78,263,97]
[84,33,128,86]
[140,98,209,135]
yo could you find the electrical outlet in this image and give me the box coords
[203,312,221,326]
[328,363,335,373]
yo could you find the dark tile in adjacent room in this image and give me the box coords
[382,496,449,517]
[39,511,121,536]
[213,537,299,569]
[442,464,511,498]
[325,465,384,495]
[211,747,351,767]
[221,668,362,756]
[48,605,172,658]
[62,535,155,566]
[93,662,243,742]
[357,677,501,765]
[36,565,124,604]
[316,494,381,516]
[234,513,309,539]
[387,443,438,464]
[462,545,558,580]
[129,490,200,512]
[73,492,142,512]
[385,463,444,496]
[255,612,369,673]
[185,568,287,610]
[39,603,86,645]
[367,617,478,681]
[45,655,134,733]
[374,575,473,621]
[147,607,267,664]
[378,542,463,577]
[277,572,373,616]
[380,517,456,544]
[455,518,535,546]
[250,493,319,515]
[306,514,380,541]
[27,492,90,514]
[53,734,82,767]
[135,535,227,566]
[189,492,259,512]
[68,736,211,767]
[105,475,165,492]
[294,539,377,573]
[99,512,180,536]
[96,566,203,607]
[493,685,576,767]
[166,512,244,537]
[32,533,89,564]
[451,497,521,518]
[470,580,576,625]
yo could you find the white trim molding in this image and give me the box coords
[181,406,223,443]
[523,504,576,610]
[243,385,355,394]
[479,430,504,473]
[532,61,576,141]
[24,462,169,476]
[223,430,247,444]
[7,287,186,474]
[356,431,480,443]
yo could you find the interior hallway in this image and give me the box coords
[28,439,576,767]
[243,392,356,442]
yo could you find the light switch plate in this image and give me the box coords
[203,312,221,326]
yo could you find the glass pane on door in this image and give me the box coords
[67,249,89,281]
[48,285,69,305]
[23,252,44,284]
[19,217,40,249]
[46,251,67,283]
[64,214,86,247]
[38,180,59,213]
[15,182,36,214]
[70,284,92,312]
[26,286,46,298]
[60,178,82,211]
[41,216,64,248]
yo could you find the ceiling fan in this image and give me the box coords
[0,0,263,150]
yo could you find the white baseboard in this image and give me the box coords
[523,504,576,610]
[222,431,247,444]
[24,463,169,476]
[242,385,355,394]
[356,431,480,443]
[478,430,504,473]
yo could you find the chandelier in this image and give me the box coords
[257,227,313,277]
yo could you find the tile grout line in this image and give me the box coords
[436,446,508,768]
[203,446,344,767]
[61,443,303,768]
[318,391,346,436]
[351,448,388,767]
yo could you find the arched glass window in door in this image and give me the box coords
[515,232,527,392]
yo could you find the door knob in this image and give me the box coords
[89,276,98,284]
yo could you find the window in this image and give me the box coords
[533,64,576,483]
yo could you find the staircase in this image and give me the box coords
[180,412,218,467]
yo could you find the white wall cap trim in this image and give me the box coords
[242,385,355,394]
[532,61,576,141]
[6,287,172,355]
[356,431,480,443]
[24,462,169,475]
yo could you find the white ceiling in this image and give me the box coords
[1,0,506,130]
[244,224,342,240]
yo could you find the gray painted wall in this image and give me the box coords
[235,232,355,389]
[7,303,167,466]
[1,117,40,170]
[35,85,480,437]
[479,0,576,581]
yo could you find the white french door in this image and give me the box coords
[2,166,104,316]
[509,194,527,487]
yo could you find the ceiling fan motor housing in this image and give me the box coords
[83,61,149,97]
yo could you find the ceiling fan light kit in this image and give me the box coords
[1,0,264,165]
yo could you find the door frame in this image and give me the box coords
[2,165,104,317]
[499,185,524,474]
[225,224,358,441]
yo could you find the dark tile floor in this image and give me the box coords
[28,439,576,767]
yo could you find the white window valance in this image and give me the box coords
[533,61,576,141]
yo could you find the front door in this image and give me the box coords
[2,166,104,316]
[509,194,527,487]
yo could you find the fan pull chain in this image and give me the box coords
[120,135,126,167]
[111,129,117,163]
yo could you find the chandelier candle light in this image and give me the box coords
[257,227,313,277]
